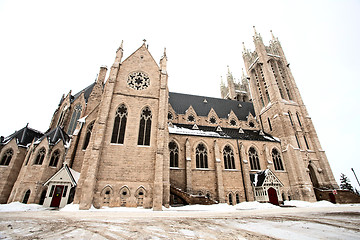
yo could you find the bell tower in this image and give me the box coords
[242,27,338,201]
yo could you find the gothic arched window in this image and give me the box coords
[138,107,152,146]
[268,118,272,131]
[249,147,260,170]
[22,190,31,204]
[169,141,179,168]
[196,143,208,168]
[49,150,60,167]
[296,112,302,127]
[272,148,284,171]
[83,121,95,149]
[67,104,82,135]
[111,105,128,144]
[223,145,235,169]
[0,148,13,166]
[228,193,233,205]
[34,148,46,165]
[288,111,294,126]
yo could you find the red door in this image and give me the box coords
[268,187,279,205]
[50,185,64,207]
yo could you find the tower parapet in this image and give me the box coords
[220,66,250,102]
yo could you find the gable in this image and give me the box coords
[250,169,283,187]
[44,165,79,187]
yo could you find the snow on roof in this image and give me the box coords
[69,168,80,183]
[169,124,225,138]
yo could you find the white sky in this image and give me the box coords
[0,0,359,189]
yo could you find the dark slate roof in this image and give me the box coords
[169,92,255,121]
[250,170,268,187]
[169,123,279,142]
[35,126,70,146]
[1,125,43,147]
[71,82,96,103]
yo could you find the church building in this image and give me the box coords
[0,29,339,210]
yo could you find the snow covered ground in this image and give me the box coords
[0,201,359,239]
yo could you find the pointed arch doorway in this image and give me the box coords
[308,164,319,188]
[267,187,279,205]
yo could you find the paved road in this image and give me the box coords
[0,206,359,239]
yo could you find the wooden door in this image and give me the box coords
[50,185,64,207]
[329,193,336,204]
[268,187,279,205]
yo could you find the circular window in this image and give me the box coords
[230,119,237,126]
[187,115,195,122]
[249,122,255,128]
[209,117,217,124]
[127,71,150,90]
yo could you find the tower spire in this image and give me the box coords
[252,26,262,42]
[115,40,124,63]
[160,47,167,73]
[270,30,278,42]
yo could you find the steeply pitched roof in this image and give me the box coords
[250,169,284,187]
[71,82,96,103]
[35,126,70,146]
[169,92,255,121]
[43,164,79,187]
[1,125,43,147]
[169,123,279,142]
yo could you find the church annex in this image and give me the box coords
[0,30,339,210]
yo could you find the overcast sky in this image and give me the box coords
[0,0,359,189]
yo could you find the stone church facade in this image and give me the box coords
[0,30,339,210]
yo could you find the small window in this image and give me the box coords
[168,112,173,120]
[34,148,46,165]
[0,148,13,166]
[230,119,237,126]
[235,193,240,204]
[83,121,95,150]
[63,186,68,197]
[169,141,179,168]
[196,143,208,168]
[228,193,233,205]
[187,115,195,122]
[49,186,55,197]
[288,111,294,126]
[304,136,310,149]
[268,118,272,131]
[49,150,60,167]
[137,107,152,146]
[295,135,301,148]
[249,147,260,170]
[105,190,111,195]
[296,112,302,127]
[249,122,255,128]
[22,190,31,204]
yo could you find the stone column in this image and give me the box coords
[214,140,225,203]
[185,139,192,193]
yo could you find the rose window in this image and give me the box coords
[127,71,150,90]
